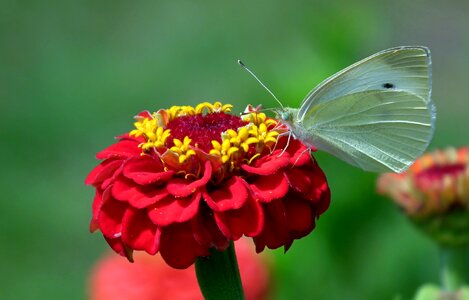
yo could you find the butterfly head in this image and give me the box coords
[274,107,296,123]
[273,107,301,136]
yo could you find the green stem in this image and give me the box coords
[195,241,246,300]
[440,245,469,291]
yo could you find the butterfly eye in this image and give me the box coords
[281,112,290,121]
[382,82,395,89]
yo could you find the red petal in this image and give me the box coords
[159,223,209,269]
[191,210,229,250]
[253,201,289,253]
[104,236,134,262]
[204,177,248,211]
[85,159,122,187]
[112,177,169,209]
[98,191,128,239]
[249,172,289,202]
[306,174,329,202]
[241,152,290,175]
[147,192,201,226]
[166,161,212,197]
[284,196,316,239]
[315,185,331,216]
[123,156,174,185]
[285,163,330,215]
[121,208,160,255]
[90,189,106,232]
[135,110,152,119]
[285,167,313,195]
[286,139,313,166]
[302,164,331,212]
[96,139,141,160]
[214,196,264,240]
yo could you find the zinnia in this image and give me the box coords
[85,102,330,269]
[378,147,469,246]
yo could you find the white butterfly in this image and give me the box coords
[240,46,435,173]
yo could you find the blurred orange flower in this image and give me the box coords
[378,147,469,245]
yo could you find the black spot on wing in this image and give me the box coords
[382,82,395,89]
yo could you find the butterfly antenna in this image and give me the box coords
[237,60,284,109]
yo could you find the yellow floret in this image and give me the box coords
[130,118,171,151]
[208,111,281,167]
[170,136,196,163]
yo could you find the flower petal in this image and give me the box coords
[104,236,134,262]
[191,209,229,250]
[286,139,312,167]
[90,188,106,233]
[166,161,212,197]
[159,223,209,269]
[214,196,264,240]
[249,172,289,202]
[96,139,141,160]
[253,200,289,253]
[112,177,169,209]
[284,196,316,240]
[85,159,122,187]
[122,208,160,255]
[285,167,313,195]
[147,192,201,226]
[123,155,174,185]
[315,186,331,216]
[135,110,153,119]
[241,152,290,175]
[285,163,330,214]
[98,190,128,239]
[204,177,248,211]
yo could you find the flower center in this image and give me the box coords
[165,112,248,152]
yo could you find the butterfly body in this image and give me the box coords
[274,46,435,173]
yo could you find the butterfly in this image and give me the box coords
[239,46,435,173]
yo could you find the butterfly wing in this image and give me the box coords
[300,90,434,172]
[295,46,435,172]
[297,46,432,122]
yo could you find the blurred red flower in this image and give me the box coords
[86,102,330,269]
[88,239,270,300]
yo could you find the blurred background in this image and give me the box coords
[1,0,468,299]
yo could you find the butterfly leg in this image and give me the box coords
[277,131,293,157]
[270,130,291,153]
[292,147,313,167]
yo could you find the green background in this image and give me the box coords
[1,0,468,299]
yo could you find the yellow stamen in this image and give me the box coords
[207,110,282,168]
[170,136,196,163]
[130,118,170,151]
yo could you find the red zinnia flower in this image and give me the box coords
[85,102,330,269]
